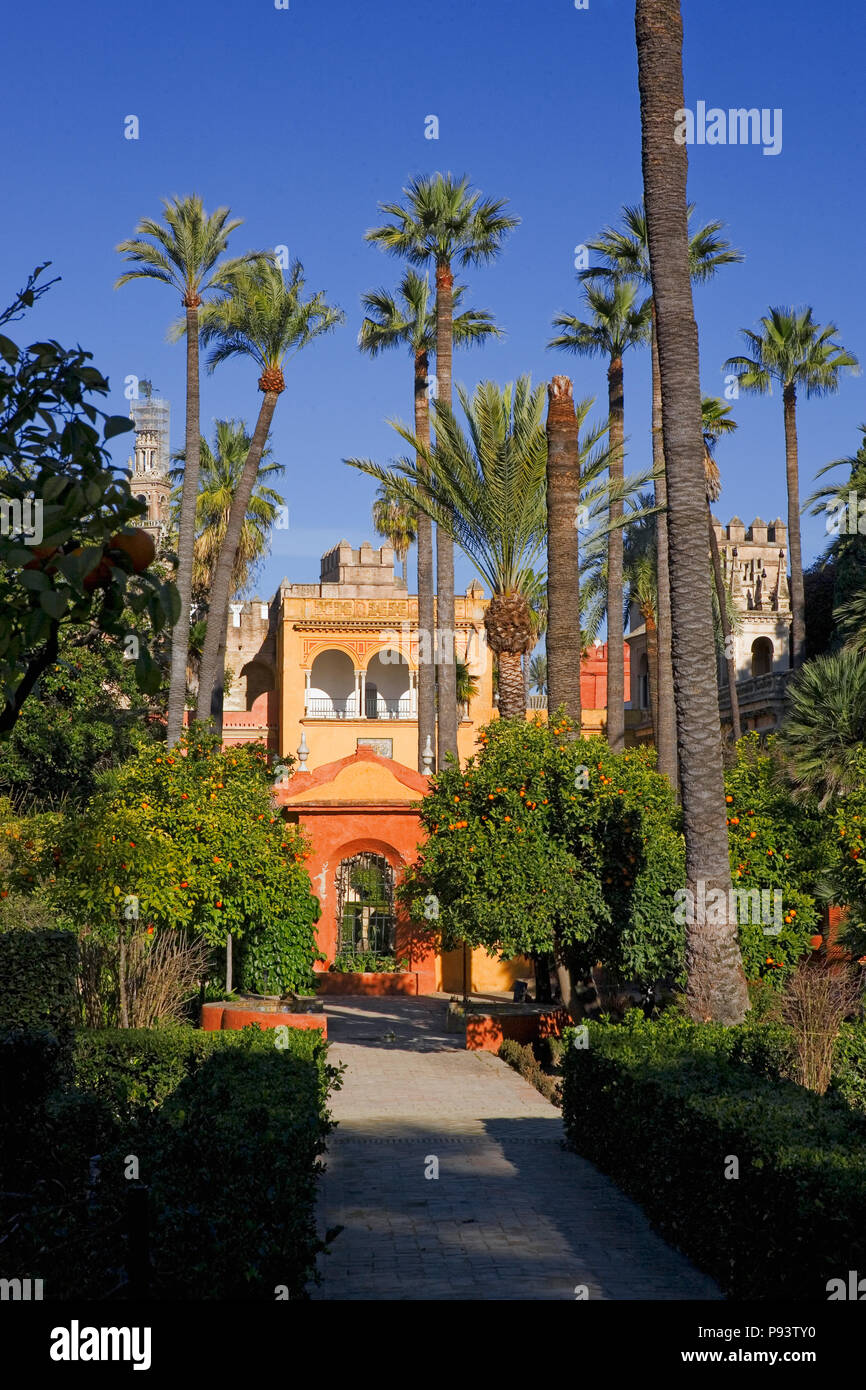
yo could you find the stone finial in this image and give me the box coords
[296,729,310,772]
[421,736,434,776]
[749,517,768,542]
[727,516,746,541]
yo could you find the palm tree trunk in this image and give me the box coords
[167,303,201,748]
[434,261,458,762]
[606,357,626,752]
[195,389,281,729]
[497,650,526,720]
[651,311,678,785]
[784,384,806,668]
[644,609,660,744]
[636,0,749,1025]
[545,376,582,726]
[415,349,437,771]
[118,924,129,1029]
[210,631,227,725]
[523,654,531,711]
[708,511,741,739]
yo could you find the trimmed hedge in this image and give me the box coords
[4,1024,339,1299]
[0,929,78,1036]
[562,1011,866,1300]
[72,1022,312,1122]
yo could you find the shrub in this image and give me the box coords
[782,962,862,1094]
[402,715,684,988]
[237,910,320,996]
[0,929,78,1038]
[561,1012,866,1299]
[832,1021,866,1112]
[498,1038,560,1104]
[5,1024,339,1299]
[724,735,834,979]
[330,951,406,974]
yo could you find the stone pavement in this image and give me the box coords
[311,997,720,1301]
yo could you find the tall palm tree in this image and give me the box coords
[366,175,519,760]
[582,201,743,784]
[185,258,344,731]
[115,196,261,746]
[549,280,652,752]
[636,0,749,1024]
[701,396,741,739]
[725,308,858,669]
[545,376,583,725]
[371,481,418,587]
[170,420,285,602]
[348,379,546,720]
[358,269,501,768]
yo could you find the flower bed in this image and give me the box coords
[315,970,419,997]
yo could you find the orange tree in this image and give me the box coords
[400,712,685,994]
[723,734,834,980]
[9,727,319,1014]
[825,749,866,961]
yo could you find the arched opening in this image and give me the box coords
[638,652,650,710]
[365,650,412,719]
[751,636,773,678]
[307,649,357,718]
[242,660,274,711]
[336,852,396,960]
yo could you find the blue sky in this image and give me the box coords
[3,0,864,605]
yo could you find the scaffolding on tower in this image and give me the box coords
[130,392,170,475]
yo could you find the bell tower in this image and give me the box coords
[127,383,170,542]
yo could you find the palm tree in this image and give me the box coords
[347,379,546,720]
[778,648,866,807]
[358,270,501,769]
[366,175,519,760]
[636,0,749,1024]
[171,420,285,601]
[115,196,262,746]
[583,200,743,784]
[170,420,284,713]
[529,654,547,695]
[725,308,858,668]
[549,280,652,752]
[371,482,417,587]
[186,258,344,731]
[520,568,548,711]
[545,376,583,725]
[701,397,741,739]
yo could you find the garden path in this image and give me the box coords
[311,997,720,1301]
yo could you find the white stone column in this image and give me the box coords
[409,670,417,717]
[359,669,366,719]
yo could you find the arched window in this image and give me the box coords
[751,636,773,677]
[307,649,357,718]
[336,853,396,959]
[638,652,650,710]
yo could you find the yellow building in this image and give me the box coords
[222,539,495,773]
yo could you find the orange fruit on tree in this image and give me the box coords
[109,529,156,574]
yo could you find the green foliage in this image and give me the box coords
[561,1011,866,1298]
[0,267,178,734]
[6,728,320,964]
[237,910,320,996]
[831,1021,866,1113]
[0,629,161,811]
[0,929,78,1038]
[401,714,685,985]
[3,1023,337,1299]
[330,951,406,974]
[826,772,866,958]
[498,1037,560,1104]
[723,734,833,978]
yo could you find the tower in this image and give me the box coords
[127,388,170,542]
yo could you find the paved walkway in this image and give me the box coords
[312,998,720,1301]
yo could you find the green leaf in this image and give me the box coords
[103,415,134,440]
[39,589,68,620]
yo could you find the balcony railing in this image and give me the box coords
[304,694,415,720]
